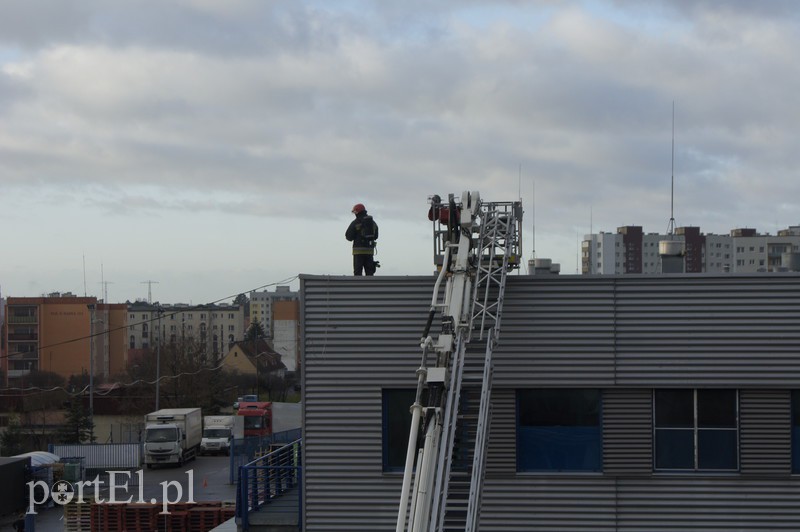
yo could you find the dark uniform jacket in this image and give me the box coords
[346,211,378,255]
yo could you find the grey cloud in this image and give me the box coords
[1,1,799,240]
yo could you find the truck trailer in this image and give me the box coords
[236,401,302,438]
[143,408,202,468]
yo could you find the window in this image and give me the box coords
[792,392,800,473]
[229,325,235,331]
[129,335,135,349]
[382,389,432,472]
[517,389,602,472]
[383,389,416,471]
[654,389,738,471]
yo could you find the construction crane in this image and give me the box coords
[397,191,523,532]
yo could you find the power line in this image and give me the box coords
[1,361,228,398]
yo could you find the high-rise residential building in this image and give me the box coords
[250,286,298,339]
[272,299,299,373]
[582,225,800,275]
[2,293,127,385]
[127,301,245,358]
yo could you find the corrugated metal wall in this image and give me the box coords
[301,274,800,531]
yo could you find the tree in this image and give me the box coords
[24,370,66,390]
[128,336,233,413]
[0,416,25,456]
[245,321,267,341]
[234,293,250,318]
[59,399,95,444]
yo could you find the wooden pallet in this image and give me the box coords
[91,503,125,532]
[156,509,188,532]
[63,500,92,532]
[124,503,157,531]
[188,507,221,531]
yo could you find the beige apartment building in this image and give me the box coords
[2,293,127,385]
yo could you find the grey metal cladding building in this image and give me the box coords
[300,273,800,531]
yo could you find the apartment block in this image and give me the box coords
[272,299,299,373]
[249,286,298,339]
[2,293,127,384]
[583,225,800,274]
[127,301,245,358]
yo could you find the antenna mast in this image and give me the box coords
[83,255,87,297]
[142,280,159,304]
[100,263,111,302]
[531,179,536,261]
[667,102,676,236]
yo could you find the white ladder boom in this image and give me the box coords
[396,191,523,532]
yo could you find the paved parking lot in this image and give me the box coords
[24,454,236,531]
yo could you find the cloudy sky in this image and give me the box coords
[2,0,799,304]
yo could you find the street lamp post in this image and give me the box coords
[254,333,259,398]
[87,304,96,443]
[156,305,163,411]
[252,349,274,401]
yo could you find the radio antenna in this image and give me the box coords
[667,102,676,236]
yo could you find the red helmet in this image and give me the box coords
[352,203,366,214]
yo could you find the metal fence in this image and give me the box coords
[229,428,301,484]
[109,422,145,444]
[49,443,141,471]
[237,439,302,532]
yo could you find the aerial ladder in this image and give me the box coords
[396,191,523,532]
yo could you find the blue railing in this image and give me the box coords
[237,438,302,531]
[229,428,302,484]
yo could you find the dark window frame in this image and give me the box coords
[653,389,739,472]
[516,388,603,473]
[791,391,800,474]
[382,388,425,473]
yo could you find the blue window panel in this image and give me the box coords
[655,429,694,470]
[382,389,416,472]
[518,426,601,472]
[793,427,800,473]
[698,429,737,470]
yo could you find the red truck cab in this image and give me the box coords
[237,401,272,438]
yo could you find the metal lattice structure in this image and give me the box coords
[397,191,522,532]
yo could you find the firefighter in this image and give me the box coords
[345,203,379,276]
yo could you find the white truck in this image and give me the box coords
[143,408,202,468]
[200,415,244,456]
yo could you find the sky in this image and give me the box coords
[2,0,799,304]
